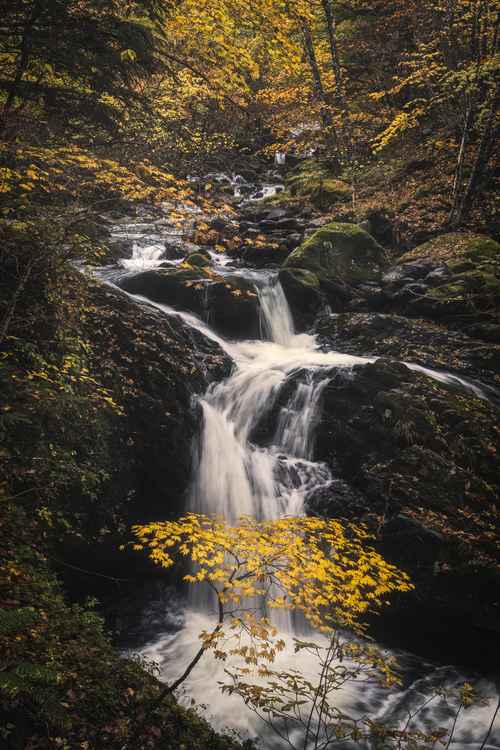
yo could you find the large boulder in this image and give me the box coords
[119,267,260,338]
[207,275,260,338]
[54,282,233,577]
[281,223,391,290]
[250,346,500,666]
[310,357,500,666]
[119,267,211,315]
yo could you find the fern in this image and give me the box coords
[0,671,70,727]
[0,607,36,637]
[0,610,70,728]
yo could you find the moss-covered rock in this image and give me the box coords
[185,247,212,267]
[466,320,500,344]
[306,356,500,654]
[404,269,500,318]
[315,312,500,392]
[286,173,352,206]
[282,222,391,288]
[309,179,354,208]
[397,232,500,265]
[278,267,321,311]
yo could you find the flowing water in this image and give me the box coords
[94,202,500,749]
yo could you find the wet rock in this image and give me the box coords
[278,267,321,310]
[207,275,260,338]
[311,356,500,648]
[241,244,290,266]
[425,267,454,286]
[239,221,259,232]
[164,243,185,260]
[119,268,211,316]
[390,282,428,306]
[356,283,387,307]
[315,312,500,390]
[266,208,289,221]
[285,233,303,250]
[236,168,260,182]
[221,222,240,239]
[275,217,300,231]
[305,479,367,519]
[282,222,391,291]
[259,219,280,231]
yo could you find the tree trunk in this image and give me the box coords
[448,83,500,229]
[321,0,349,133]
[299,20,340,158]
[0,260,35,349]
[6,0,45,108]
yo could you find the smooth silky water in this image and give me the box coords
[93,215,500,749]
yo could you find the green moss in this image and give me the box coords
[185,248,213,267]
[397,233,500,265]
[282,222,390,286]
[258,193,288,207]
[428,271,500,300]
[414,184,430,200]
[310,179,354,208]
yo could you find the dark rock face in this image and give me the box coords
[118,268,259,338]
[279,267,320,310]
[206,275,260,338]
[60,282,232,574]
[315,313,500,397]
[309,356,500,665]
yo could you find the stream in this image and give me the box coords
[93,173,500,748]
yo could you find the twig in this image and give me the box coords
[1,527,154,585]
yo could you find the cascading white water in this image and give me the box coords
[188,279,368,525]
[131,279,500,748]
[90,228,500,747]
[89,193,500,748]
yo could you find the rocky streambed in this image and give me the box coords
[80,160,500,675]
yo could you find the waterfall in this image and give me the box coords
[120,278,500,748]
[187,279,365,525]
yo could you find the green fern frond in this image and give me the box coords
[0,661,62,682]
[22,685,71,727]
[0,608,36,636]
[0,654,70,728]
[0,670,31,696]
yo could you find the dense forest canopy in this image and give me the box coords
[1,0,499,210]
